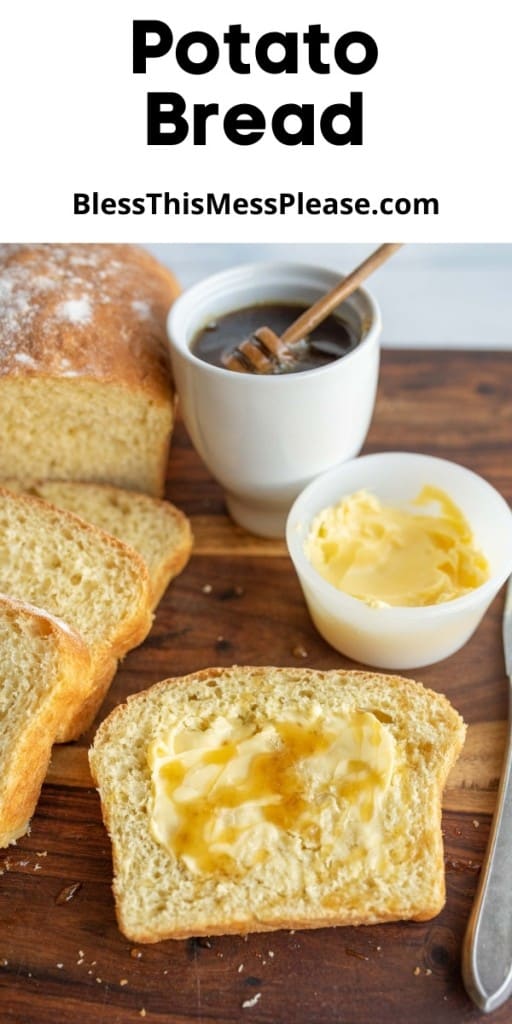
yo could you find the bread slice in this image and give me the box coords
[3,480,193,609]
[0,594,90,846]
[0,489,152,742]
[0,244,178,497]
[89,666,465,943]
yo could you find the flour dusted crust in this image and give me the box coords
[0,244,177,397]
[0,245,179,496]
[90,666,466,943]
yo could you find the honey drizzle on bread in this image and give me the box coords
[89,666,466,942]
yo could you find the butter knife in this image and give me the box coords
[462,574,512,1013]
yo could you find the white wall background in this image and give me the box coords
[147,244,512,349]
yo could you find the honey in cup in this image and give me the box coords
[192,302,360,373]
[167,261,381,537]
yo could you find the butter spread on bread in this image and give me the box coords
[89,666,465,942]
[147,709,395,877]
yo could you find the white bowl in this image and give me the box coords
[167,262,381,538]
[286,452,512,669]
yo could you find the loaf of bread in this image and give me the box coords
[4,480,193,609]
[89,666,465,942]
[0,488,153,741]
[0,594,90,846]
[0,244,178,496]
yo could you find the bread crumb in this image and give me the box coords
[120,979,128,986]
[34,863,42,871]
[473,819,480,828]
[413,966,421,976]
[36,851,47,857]
[268,950,274,958]
[242,993,261,1009]
[78,950,84,957]
[202,584,212,594]
[292,644,308,658]
[130,948,142,959]
[56,882,82,904]
[140,1011,147,1019]
[425,968,432,976]
[0,959,8,967]
[77,959,84,966]
[96,977,102,984]
[238,964,244,972]
[56,963,64,969]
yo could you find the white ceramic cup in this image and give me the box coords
[167,262,381,537]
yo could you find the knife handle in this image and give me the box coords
[462,711,512,1013]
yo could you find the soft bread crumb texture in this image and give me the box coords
[89,666,466,943]
[0,595,90,846]
[0,244,177,496]
[3,480,193,609]
[0,489,152,741]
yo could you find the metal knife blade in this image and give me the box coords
[462,574,512,1013]
[504,578,512,679]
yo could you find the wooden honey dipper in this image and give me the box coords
[222,243,403,374]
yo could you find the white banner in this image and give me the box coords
[0,0,510,241]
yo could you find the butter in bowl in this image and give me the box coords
[286,451,512,669]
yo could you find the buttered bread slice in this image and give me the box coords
[4,480,193,609]
[89,666,465,942]
[0,594,90,846]
[0,489,152,741]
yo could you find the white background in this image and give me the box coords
[1,0,511,241]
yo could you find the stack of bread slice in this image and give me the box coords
[4,480,192,610]
[0,483,192,846]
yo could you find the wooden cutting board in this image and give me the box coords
[2,349,511,1024]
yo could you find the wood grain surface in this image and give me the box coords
[2,349,512,1024]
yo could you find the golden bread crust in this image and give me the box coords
[0,488,153,743]
[0,243,178,403]
[2,479,194,610]
[0,594,91,846]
